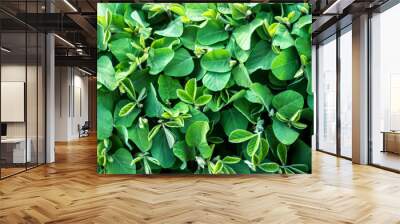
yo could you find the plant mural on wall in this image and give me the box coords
[97,3,312,175]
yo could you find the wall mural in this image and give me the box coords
[97,3,312,174]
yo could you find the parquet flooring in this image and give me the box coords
[1,135,400,224]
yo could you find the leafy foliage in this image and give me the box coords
[97,3,312,175]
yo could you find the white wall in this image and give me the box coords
[55,67,89,141]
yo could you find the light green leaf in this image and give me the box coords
[119,102,136,117]
[248,83,273,108]
[114,100,140,128]
[247,134,260,157]
[185,78,197,101]
[258,162,279,173]
[195,95,212,106]
[222,156,241,164]
[97,101,113,140]
[177,89,193,104]
[229,129,256,143]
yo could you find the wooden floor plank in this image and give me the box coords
[1,135,400,224]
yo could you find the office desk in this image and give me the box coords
[1,138,31,163]
[382,131,400,154]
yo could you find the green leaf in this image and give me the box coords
[98,56,118,91]
[277,143,287,165]
[151,37,180,49]
[182,108,209,133]
[185,78,197,101]
[289,139,311,172]
[158,75,182,103]
[198,142,213,159]
[292,15,312,35]
[150,130,176,168]
[258,162,279,173]
[233,99,257,124]
[248,83,273,109]
[163,126,175,149]
[114,100,140,128]
[173,141,195,169]
[295,37,311,59]
[154,19,183,37]
[148,47,175,75]
[128,123,152,152]
[185,121,210,148]
[229,129,256,143]
[106,148,136,174]
[245,40,276,74]
[119,102,136,117]
[222,156,241,164]
[271,47,300,81]
[200,49,231,73]
[180,26,198,50]
[97,23,107,51]
[197,19,229,46]
[247,134,260,157]
[97,102,113,140]
[177,89,193,104]
[232,18,263,50]
[220,108,248,137]
[202,71,231,91]
[185,3,208,21]
[109,38,139,62]
[144,83,163,117]
[232,63,252,88]
[195,95,212,106]
[272,118,299,145]
[272,90,304,118]
[164,48,194,77]
[272,24,295,49]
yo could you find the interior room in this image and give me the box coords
[0,0,400,223]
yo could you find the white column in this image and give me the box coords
[352,14,369,164]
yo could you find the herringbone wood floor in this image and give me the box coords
[1,135,400,224]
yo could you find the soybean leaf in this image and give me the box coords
[197,19,229,46]
[245,40,276,74]
[229,129,256,143]
[271,47,300,81]
[220,108,248,136]
[106,148,136,174]
[164,48,194,77]
[144,83,163,117]
[154,18,183,37]
[158,75,182,103]
[202,71,231,91]
[150,129,176,168]
[200,49,231,73]
[148,47,174,75]
[128,123,152,152]
[233,18,263,50]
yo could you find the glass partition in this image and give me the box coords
[339,27,352,158]
[370,4,400,171]
[0,1,46,179]
[317,35,337,154]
